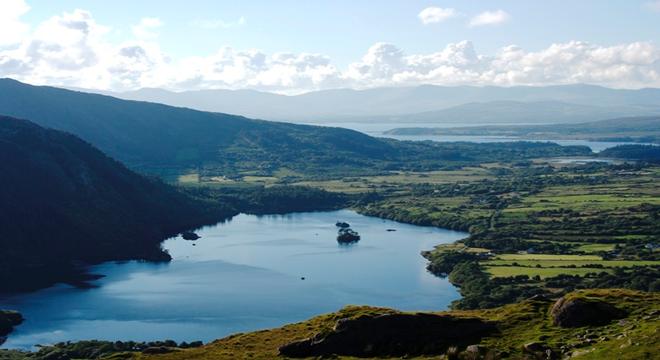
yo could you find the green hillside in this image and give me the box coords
[0,79,591,178]
[0,116,233,292]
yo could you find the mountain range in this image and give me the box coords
[0,79,591,178]
[81,84,660,124]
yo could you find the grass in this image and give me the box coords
[434,242,491,253]
[130,289,659,359]
[293,169,491,193]
[575,243,617,252]
[494,254,603,261]
[483,253,660,278]
[483,266,607,278]
[484,259,660,268]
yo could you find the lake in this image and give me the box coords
[0,210,466,350]
[311,122,652,153]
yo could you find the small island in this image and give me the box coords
[337,228,361,243]
[335,221,350,228]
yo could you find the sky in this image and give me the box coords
[1,0,660,94]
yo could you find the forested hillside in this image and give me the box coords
[0,116,233,292]
[0,79,592,178]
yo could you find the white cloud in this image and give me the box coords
[644,0,660,12]
[418,7,457,25]
[1,8,660,93]
[132,17,163,40]
[346,40,660,90]
[469,10,510,27]
[192,16,246,29]
[0,0,31,46]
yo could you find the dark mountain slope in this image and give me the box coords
[0,116,233,292]
[0,78,397,174]
[0,79,592,178]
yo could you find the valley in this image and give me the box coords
[0,81,658,359]
[2,2,660,359]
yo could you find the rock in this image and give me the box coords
[550,296,627,328]
[0,310,24,337]
[523,342,548,353]
[335,221,350,228]
[386,229,397,232]
[465,344,488,355]
[181,231,200,241]
[279,313,496,358]
[523,342,557,359]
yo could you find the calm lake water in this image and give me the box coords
[311,122,652,153]
[0,210,466,350]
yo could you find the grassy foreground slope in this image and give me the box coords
[5,289,656,359]
[142,290,657,360]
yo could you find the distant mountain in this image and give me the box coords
[0,116,232,292]
[87,84,660,123]
[0,78,395,175]
[0,79,592,178]
[349,100,656,125]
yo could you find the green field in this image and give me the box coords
[484,266,607,279]
[575,243,617,252]
[482,252,659,278]
[494,254,602,261]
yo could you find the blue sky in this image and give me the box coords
[20,0,660,65]
[2,0,660,92]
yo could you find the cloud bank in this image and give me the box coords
[1,4,659,93]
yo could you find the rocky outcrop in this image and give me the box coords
[279,312,497,357]
[551,296,627,328]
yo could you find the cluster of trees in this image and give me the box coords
[545,267,660,292]
[183,185,351,214]
[446,262,546,310]
[426,251,660,310]
[599,145,660,162]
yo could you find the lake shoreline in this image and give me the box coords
[0,210,466,350]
